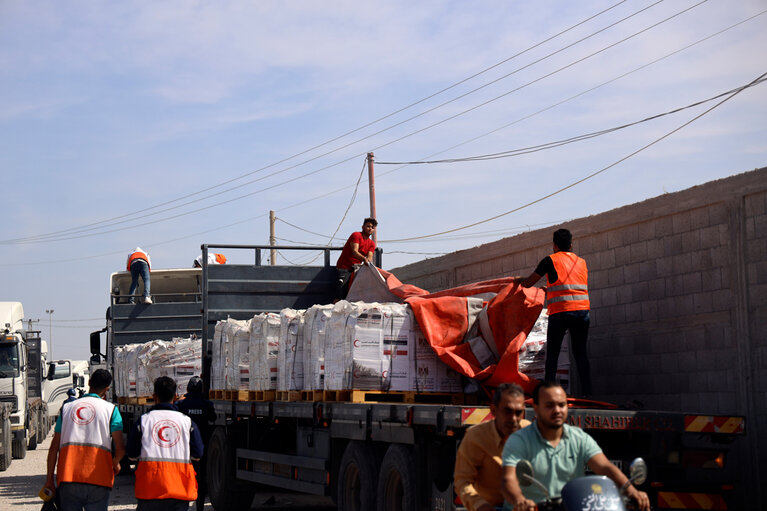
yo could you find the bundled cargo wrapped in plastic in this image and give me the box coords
[211,318,251,391]
[211,321,226,391]
[324,301,358,391]
[277,309,305,391]
[112,337,202,399]
[517,309,570,392]
[248,312,281,391]
[303,304,334,391]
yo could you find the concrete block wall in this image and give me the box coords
[390,167,766,500]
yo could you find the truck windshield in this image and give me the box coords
[0,344,20,377]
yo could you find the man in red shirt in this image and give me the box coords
[336,218,377,299]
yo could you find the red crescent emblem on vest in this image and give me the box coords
[71,402,96,426]
[151,419,181,448]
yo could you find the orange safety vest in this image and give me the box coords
[546,252,590,314]
[126,250,151,271]
[57,397,117,488]
[214,253,227,264]
[134,409,197,501]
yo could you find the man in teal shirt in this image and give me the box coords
[501,382,649,511]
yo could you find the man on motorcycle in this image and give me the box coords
[454,383,531,511]
[501,382,650,511]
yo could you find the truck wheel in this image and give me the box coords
[207,427,256,510]
[12,432,27,460]
[376,444,417,511]
[0,419,11,471]
[338,441,379,511]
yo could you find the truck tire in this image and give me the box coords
[0,419,11,471]
[12,432,27,460]
[207,427,256,510]
[27,428,38,450]
[338,441,379,511]
[376,444,417,511]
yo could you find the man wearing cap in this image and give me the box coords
[126,247,152,305]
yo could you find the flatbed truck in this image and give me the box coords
[92,245,747,510]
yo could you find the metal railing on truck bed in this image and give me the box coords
[199,244,382,384]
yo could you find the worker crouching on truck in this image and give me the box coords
[128,376,203,511]
[336,217,377,299]
[454,383,530,511]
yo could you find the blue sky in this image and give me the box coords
[1,0,765,360]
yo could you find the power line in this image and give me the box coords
[375,77,767,166]
[1,10,762,266]
[383,70,767,242]
[0,1,630,246]
[9,0,701,246]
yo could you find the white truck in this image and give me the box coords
[0,302,89,471]
[0,301,47,467]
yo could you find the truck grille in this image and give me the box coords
[0,395,18,412]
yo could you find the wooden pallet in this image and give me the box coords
[125,396,154,405]
[224,390,250,401]
[276,390,302,402]
[209,390,225,400]
[351,390,463,405]
[248,390,277,402]
[300,389,352,402]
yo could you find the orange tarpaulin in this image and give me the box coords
[348,266,545,393]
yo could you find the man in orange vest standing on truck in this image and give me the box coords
[127,247,152,304]
[336,217,377,299]
[514,228,592,396]
[44,369,125,511]
[128,376,203,511]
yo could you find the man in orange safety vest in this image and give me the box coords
[514,229,592,396]
[44,369,125,511]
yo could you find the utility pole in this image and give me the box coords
[45,309,54,360]
[367,152,377,243]
[269,210,276,266]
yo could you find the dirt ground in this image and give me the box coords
[0,429,336,510]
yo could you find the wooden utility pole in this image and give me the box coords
[367,152,377,243]
[269,210,276,266]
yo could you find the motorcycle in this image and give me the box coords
[515,457,648,511]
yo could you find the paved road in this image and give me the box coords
[0,429,336,510]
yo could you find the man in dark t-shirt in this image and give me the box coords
[514,228,592,396]
[176,376,216,511]
[336,218,377,299]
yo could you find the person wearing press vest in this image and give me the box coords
[514,228,592,396]
[176,376,217,511]
[128,376,203,511]
[44,369,125,511]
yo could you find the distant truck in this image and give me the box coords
[91,245,748,510]
[0,302,89,472]
[0,302,48,467]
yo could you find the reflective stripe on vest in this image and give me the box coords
[57,397,116,488]
[546,252,590,314]
[127,250,150,271]
[135,409,197,501]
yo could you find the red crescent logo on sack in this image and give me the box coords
[353,339,360,347]
[72,403,96,425]
[151,420,181,448]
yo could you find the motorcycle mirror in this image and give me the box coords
[629,458,647,486]
[515,460,535,487]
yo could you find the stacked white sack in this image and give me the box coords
[211,321,226,391]
[324,301,358,390]
[380,303,416,392]
[303,304,334,390]
[217,318,250,391]
[277,309,305,391]
[518,309,570,392]
[248,313,280,391]
[112,338,202,398]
